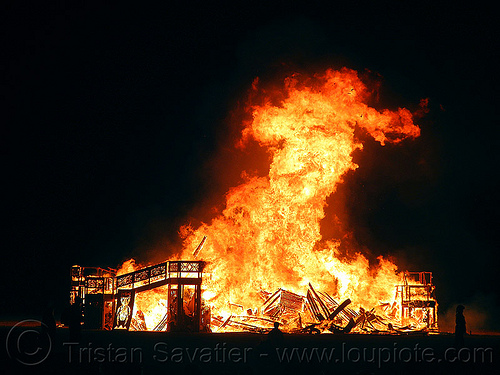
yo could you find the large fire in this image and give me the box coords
[118,67,435,332]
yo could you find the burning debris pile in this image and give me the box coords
[210,273,437,334]
[72,68,438,334]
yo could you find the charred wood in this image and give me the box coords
[328,298,351,320]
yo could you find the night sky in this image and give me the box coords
[4,3,499,330]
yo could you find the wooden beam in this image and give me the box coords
[261,289,281,312]
[192,236,207,258]
[342,317,356,333]
[328,298,351,320]
[306,290,324,321]
[308,283,331,319]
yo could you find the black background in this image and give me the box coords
[3,2,499,329]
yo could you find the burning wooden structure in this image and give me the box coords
[70,261,207,332]
[70,265,116,329]
[395,271,437,329]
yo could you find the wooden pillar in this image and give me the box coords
[194,283,201,332]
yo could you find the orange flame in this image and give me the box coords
[180,68,422,316]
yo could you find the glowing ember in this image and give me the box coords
[119,67,435,332]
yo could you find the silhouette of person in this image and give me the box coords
[68,297,83,342]
[455,304,466,348]
[267,322,284,346]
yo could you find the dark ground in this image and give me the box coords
[1,321,499,375]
